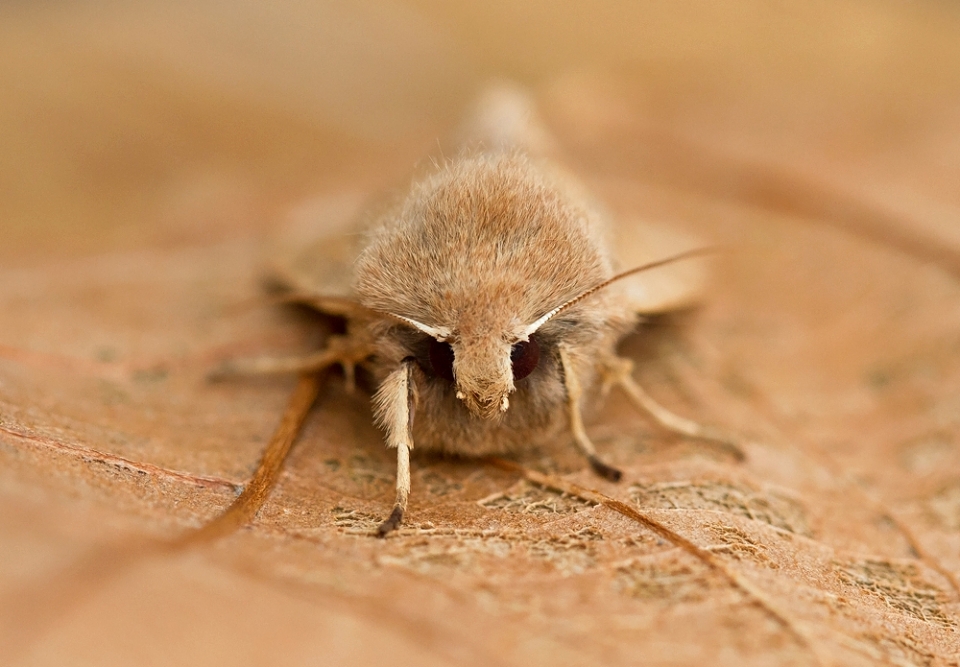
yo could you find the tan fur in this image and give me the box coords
[353,151,631,451]
[372,361,416,451]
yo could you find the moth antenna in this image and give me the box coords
[283,291,453,342]
[386,313,452,341]
[518,247,718,338]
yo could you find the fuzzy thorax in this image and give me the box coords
[354,152,613,419]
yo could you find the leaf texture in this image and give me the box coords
[1,2,960,665]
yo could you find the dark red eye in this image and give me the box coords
[428,338,455,382]
[510,338,540,381]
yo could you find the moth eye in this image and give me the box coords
[510,338,540,381]
[428,338,455,382]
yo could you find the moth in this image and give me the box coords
[214,85,733,536]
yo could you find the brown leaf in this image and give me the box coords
[2,2,960,666]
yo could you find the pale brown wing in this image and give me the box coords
[265,195,369,318]
[610,217,709,315]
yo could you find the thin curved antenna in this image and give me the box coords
[517,247,718,339]
[291,293,453,342]
[387,313,452,341]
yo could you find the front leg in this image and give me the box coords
[372,359,418,536]
[558,344,623,482]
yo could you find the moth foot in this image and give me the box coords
[689,426,747,462]
[588,455,623,482]
[376,505,404,538]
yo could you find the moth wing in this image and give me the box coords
[265,195,367,318]
[611,218,709,315]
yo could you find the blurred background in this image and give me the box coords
[3,0,959,266]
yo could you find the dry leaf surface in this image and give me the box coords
[2,2,960,666]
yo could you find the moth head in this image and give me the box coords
[381,246,714,419]
[454,335,543,419]
[395,313,541,420]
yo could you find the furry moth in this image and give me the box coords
[215,85,733,536]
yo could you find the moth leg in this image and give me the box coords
[607,356,745,461]
[374,359,418,537]
[558,344,623,482]
[208,335,372,381]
